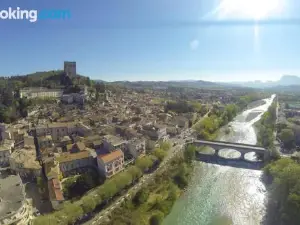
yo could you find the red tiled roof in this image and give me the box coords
[48,178,64,201]
[98,149,123,163]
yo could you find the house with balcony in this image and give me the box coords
[97,149,124,178]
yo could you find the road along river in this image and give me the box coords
[163,94,275,225]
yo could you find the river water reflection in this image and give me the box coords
[163,95,275,225]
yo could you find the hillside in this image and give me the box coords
[0,70,90,89]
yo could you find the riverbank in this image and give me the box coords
[262,158,300,225]
[253,100,279,160]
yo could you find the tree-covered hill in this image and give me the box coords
[0,70,91,90]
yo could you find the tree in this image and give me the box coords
[99,181,118,200]
[95,82,105,93]
[167,184,178,201]
[0,108,10,123]
[279,128,295,149]
[264,158,300,225]
[153,148,167,162]
[184,145,196,164]
[127,166,142,181]
[149,211,164,225]
[33,215,58,225]
[114,172,132,190]
[277,122,288,133]
[146,139,156,152]
[173,164,189,188]
[224,104,238,121]
[133,189,149,205]
[86,77,91,87]
[135,156,154,172]
[160,141,171,151]
[2,88,14,106]
[62,203,83,224]
[81,196,97,214]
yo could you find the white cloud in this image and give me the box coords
[190,39,199,50]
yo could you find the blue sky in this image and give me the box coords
[1,0,300,82]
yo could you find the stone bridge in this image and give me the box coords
[187,140,270,161]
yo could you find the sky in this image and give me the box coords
[1,0,300,82]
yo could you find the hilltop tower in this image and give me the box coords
[64,61,76,78]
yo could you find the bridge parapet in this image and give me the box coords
[186,140,268,162]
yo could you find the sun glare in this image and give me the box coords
[217,0,282,20]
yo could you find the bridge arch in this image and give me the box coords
[218,148,242,160]
[188,140,268,162]
[195,145,216,155]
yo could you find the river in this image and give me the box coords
[163,94,276,225]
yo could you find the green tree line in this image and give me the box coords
[256,102,278,158]
[102,145,195,225]
[193,104,239,140]
[264,158,300,225]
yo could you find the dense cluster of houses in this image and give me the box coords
[0,80,214,212]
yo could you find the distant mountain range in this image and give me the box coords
[227,75,300,88]
[5,71,300,90]
[101,79,235,90]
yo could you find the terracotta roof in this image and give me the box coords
[99,149,123,163]
[48,178,64,201]
[56,151,90,163]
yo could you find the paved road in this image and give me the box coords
[83,136,186,225]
